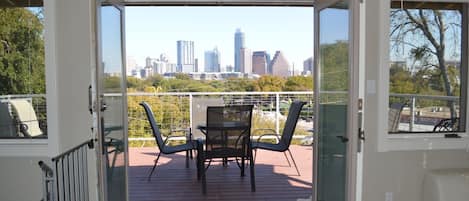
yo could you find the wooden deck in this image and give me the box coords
[129,145,313,201]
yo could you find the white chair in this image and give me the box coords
[9,99,43,137]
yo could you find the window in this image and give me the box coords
[0,1,46,139]
[388,1,467,134]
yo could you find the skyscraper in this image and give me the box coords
[240,48,252,74]
[176,40,195,73]
[270,51,290,77]
[234,28,245,72]
[204,47,221,72]
[303,57,314,75]
[252,51,269,75]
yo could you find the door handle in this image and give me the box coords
[336,136,349,143]
[88,85,93,114]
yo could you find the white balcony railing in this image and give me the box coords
[122,91,315,144]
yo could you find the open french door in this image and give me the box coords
[95,1,128,201]
[313,0,360,201]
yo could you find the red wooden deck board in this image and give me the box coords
[129,145,313,201]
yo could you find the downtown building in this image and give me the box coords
[204,47,221,72]
[239,48,252,74]
[269,51,290,78]
[234,28,245,72]
[252,51,271,75]
[176,40,195,73]
[303,57,314,75]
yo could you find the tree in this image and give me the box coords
[224,78,255,92]
[390,4,462,118]
[0,8,45,95]
[254,75,286,92]
[319,41,349,91]
[284,75,313,91]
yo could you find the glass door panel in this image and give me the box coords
[97,3,128,201]
[314,0,354,201]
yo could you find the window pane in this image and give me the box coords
[0,1,46,138]
[388,1,466,133]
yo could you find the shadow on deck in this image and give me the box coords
[129,145,313,201]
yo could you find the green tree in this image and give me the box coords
[390,5,462,117]
[319,41,349,91]
[0,8,45,95]
[389,64,415,94]
[224,78,255,92]
[254,75,286,92]
[284,75,313,91]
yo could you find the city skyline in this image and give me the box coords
[125,6,315,71]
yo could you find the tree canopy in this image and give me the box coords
[0,8,45,95]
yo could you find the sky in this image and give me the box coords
[124,6,315,71]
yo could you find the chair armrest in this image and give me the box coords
[252,128,276,135]
[256,133,281,144]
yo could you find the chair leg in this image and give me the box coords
[287,149,301,176]
[185,150,189,168]
[249,152,256,192]
[148,152,161,181]
[253,148,258,163]
[240,155,245,177]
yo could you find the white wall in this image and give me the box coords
[362,1,469,201]
[50,0,95,153]
[0,157,46,201]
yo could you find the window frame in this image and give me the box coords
[378,0,469,151]
[0,0,49,156]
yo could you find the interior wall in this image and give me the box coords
[0,157,47,201]
[53,0,94,152]
[362,1,469,201]
[0,0,97,200]
[51,0,98,200]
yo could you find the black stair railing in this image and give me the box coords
[38,139,94,201]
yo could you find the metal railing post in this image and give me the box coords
[275,93,280,134]
[410,96,415,131]
[189,93,193,130]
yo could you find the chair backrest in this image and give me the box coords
[9,99,42,137]
[139,102,166,152]
[0,102,17,137]
[278,101,306,150]
[205,105,253,159]
[388,102,404,132]
[191,97,224,140]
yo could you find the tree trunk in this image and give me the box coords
[437,53,457,119]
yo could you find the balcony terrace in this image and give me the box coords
[129,145,313,201]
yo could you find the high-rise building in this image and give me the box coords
[252,51,269,75]
[239,48,252,74]
[234,28,245,72]
[204,47,220,72]
[194,58,199,72]
[176,40,195,73]
[303,57,314,75]
[270,51,290,77]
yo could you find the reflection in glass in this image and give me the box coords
[389,2,465,133]
[100,5,126,201]
[316,2,349,201]
[0,2,47,139]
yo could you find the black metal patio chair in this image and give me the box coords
[252,101,306,176]
[140,101,197,181]
[196,105,255,194]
